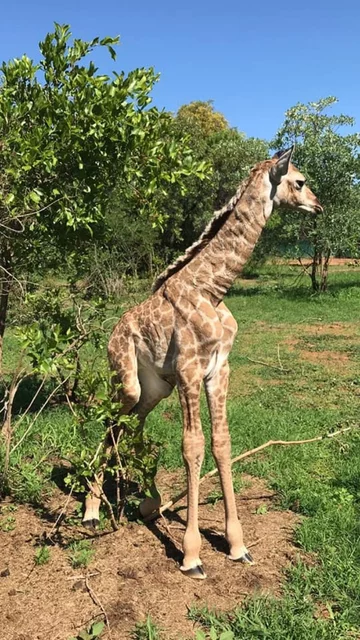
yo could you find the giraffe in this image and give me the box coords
[83,146,323,579]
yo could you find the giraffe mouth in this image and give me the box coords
[298,203,323,214]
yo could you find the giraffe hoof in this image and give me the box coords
[229,551,254,565]
[180,564,207,579]
[82,518,100,530]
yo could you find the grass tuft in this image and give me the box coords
[67,539,95,569]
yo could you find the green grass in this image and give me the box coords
[0,506,16,532]
[2,264,360,638]
[132,617,162,640]
[34,545,51,565]
[67,539,95,569]
[69,621,105,640]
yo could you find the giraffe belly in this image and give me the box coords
[137,334,176,381]
[137,363,174,399]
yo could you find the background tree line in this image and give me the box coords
[1,24,360,372]
[99,97,360,295]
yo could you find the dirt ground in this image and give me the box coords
[0,472,300,640]
[277,257,360,267]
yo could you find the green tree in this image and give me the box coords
[157,113,268,260]
[105,101,268,275]
[0,24,208,369]
[177,100,229,136]
[271,97,360,291]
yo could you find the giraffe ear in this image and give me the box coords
[270,145,295,184]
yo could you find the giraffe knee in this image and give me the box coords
[182,432,205,465]
[123,383,141,407]
[211,434,231,461]
[116,378,141,411]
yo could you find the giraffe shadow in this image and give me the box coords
[0,374,51,416]
[145,505,229,560]
[146,491,275,558]
[146,518,183,564]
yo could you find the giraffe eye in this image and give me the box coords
[295,180,305,190]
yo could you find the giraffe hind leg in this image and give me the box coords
[82,335,141,529]
[134,367,174,519]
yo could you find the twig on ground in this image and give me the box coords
[66,571,103,580]
[244,355,290,373]
[159,513,181,547]
[84,570,112,640]
[277,344,285,371]
[144,425,356,522]
[47,485,75,542]
[247,536,266,549]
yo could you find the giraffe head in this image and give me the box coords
[269,146,323,214]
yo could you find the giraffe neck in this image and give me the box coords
[175,175,273,304]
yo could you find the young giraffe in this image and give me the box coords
[83,146,323,579]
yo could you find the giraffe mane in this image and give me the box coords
[152,173,253,293]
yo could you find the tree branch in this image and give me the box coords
[9,375,71,456]
[144,425,356,522]
[84,571,112,640]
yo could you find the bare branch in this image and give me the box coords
[1,361,28,482]
[0,264,25,295]
[10,375,71,456]
[84,571,112,640]
[2,197,64,223]
[47,485,75,542]
[145,425,356,522]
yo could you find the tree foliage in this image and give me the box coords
[0,24,208,368]
[100,101,268,279]
[153,110,268,263]
[270,97,360,290]
[177,100,229,137]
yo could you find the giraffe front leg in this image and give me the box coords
[181,429,206,578]
[135,418,162,520]
[82,421,125,529]
[205,361,254,565]
[177,376,206,579]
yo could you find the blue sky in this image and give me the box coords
[1,0,359,141]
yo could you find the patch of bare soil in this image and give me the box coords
[0,473,301,640]
[257,322,358,340]
[228,368,283,398]
[277,257,360,268]
[300,350,350,367]
[298,323,358,338]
